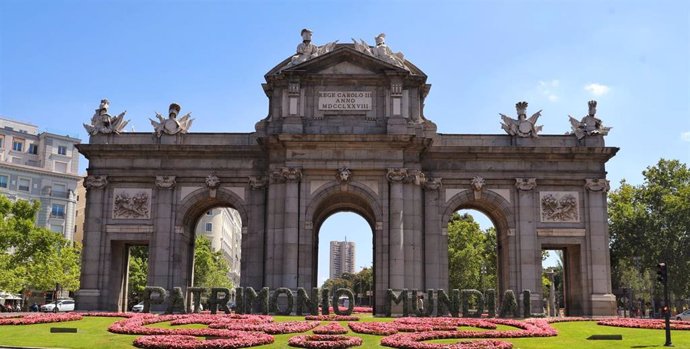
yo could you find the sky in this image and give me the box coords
[1,0,688,285]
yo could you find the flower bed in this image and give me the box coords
[0,313,83,325]
[373,317,558,349]
[597,318,690,330]
[381,332,513,349]
[133,333,274,349]
[313,322,349,334]
[306,314,359,321]
[288,334,363,348]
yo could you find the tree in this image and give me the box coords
[609,159,690,300]
[447,213,497,291]
[0,196,80,305]
[127,245,148,308]
[193,235,233,289]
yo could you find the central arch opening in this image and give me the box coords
[317,212,373,308]
[308,187,380,312]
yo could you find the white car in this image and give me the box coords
[676,309,690,321]
[41,299,75,312]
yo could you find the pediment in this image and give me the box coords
[316,61,377,75]
[265,44,426,79]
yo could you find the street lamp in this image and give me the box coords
[480,264,487,292]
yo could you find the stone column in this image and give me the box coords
[514,178,540,310]
[404,170,425,290]
[387,168,407,290]
[585,178,616,315]
[242,176,267,289]
[423,178,445,290]
[265,170,286,287]
[76,175,108,311]
[148,176,176,291]
[281,168,302,288]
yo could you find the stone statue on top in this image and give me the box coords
[568,100,611,140]
[150,103,194,137]
[285,29,338,68]
[352,33,407,69]
[84,99,129,135]
[500,101,543,137]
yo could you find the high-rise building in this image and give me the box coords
[0,117,81,241]
[329,240,355,279]
[195,208,242,286]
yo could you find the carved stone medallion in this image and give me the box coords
[112,188,151,219]
[205,175,220,189]
[336,167,352,183]
[540,191,580,222]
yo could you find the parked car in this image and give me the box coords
[676,309,690,321]
[40,299,75,312]
[131,301,144,312]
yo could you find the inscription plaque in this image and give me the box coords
[318,91,372,111]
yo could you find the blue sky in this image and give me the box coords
[1,0,688,285]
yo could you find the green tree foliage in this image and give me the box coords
[609,159,690,299]
[126,245,148,307]
[321,267,373,305]
[447,213,497,291]
[0,196,80,295]
[193,235,233,289]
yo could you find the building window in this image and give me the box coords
[18,178,30,192]
[57,145,67,155]
[0,137,4,149]
[50,224,63,233]
[205,223,213,232]
[0,175,7,188]
[28,143,38,155]
[51,204,65,218]
[54,161,68,173]
[53,183,67,197]
[12,139,23,152]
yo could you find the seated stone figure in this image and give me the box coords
[569,100,611,140]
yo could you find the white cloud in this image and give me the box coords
[538,80,560,102]
[681,131,690,142]
[584,83,610,96]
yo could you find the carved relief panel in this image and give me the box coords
[112,188,152,219]
[539,191,579,223]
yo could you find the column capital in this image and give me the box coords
[249,176,267,190]
[155,175,176,189]
[272,167,302,183]
[515,177,537,191]
[423,177,442,191]
[585,178,610,192]
[386,168,408,183]
[84,175,108,189]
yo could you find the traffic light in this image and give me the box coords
[657,263,667,283]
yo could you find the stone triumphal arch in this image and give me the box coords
[77,31,618,316]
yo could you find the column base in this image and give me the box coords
[591,293,616,316]
[75,289,101,311]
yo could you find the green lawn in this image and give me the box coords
[0,315,687,349]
